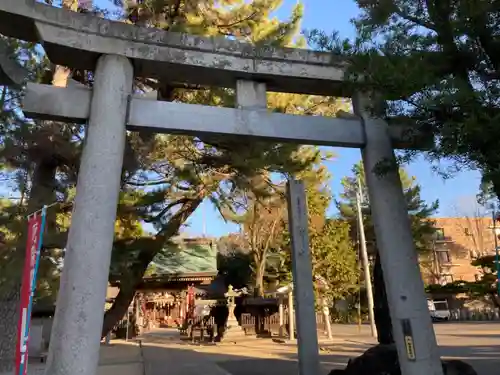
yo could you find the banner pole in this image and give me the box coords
[17,206,47,375]
[26,201,60,218]
[26,205,47,325]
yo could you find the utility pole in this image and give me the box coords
[355,177,377,338]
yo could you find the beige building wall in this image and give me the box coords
[422,217,497,285]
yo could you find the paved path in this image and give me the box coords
[20,340,143,375]
[97,340,143,375]
[316,323,500,375]
[140,323,500,375]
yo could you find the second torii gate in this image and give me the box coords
[0,2,443,375]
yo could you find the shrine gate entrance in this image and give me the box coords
[0,2,443,375]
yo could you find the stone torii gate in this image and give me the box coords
[0,2,443,375]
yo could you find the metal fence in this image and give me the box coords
[449,308,500,321]
[240,311,331,337]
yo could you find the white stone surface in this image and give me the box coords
[0,0,345,96]
[353,93,443,375]
[288,289,294,341]
[286,180,320,375]
[129,98,364,147]
[44,55,133,375]
[23,83,428,150]
[23,83,91,123]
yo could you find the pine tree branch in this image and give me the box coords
[125,179,168,187]
[217,12,259,29]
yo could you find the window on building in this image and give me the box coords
[464,227,472,236]
[435,228,445,240]
[437,250,451,265]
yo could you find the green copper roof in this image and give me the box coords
[150,239,217,275]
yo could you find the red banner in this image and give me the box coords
[15,213,43,375]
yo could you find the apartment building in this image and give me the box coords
[422,217,497,285]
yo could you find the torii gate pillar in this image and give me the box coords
[354,93,443,375]
[0,3,444,375]
[45,54,133,375]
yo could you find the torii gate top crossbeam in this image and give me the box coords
[0,0,347,96]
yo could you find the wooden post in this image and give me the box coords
[279,296,284,338]
[287,180,320,375]
[288,289,294,340]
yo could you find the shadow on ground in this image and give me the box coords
[140,340,498,375]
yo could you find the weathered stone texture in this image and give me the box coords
[0,287,20,374]
[0,39,28,87]
[0,0,345,95]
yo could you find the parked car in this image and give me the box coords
[427,299,451,321]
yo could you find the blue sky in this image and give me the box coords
[184,0,483,237]
[91,0,481,237]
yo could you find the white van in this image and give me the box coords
[427,299,451,321]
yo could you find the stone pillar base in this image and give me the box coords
[221,319,245,343]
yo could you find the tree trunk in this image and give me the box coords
[373,251,394,345]
[101,240,158,337]
[0,160,57,374]
[0,287,20,373]
[101,198,202,338]
[253,259,265,297]
[253,259,266,334]
[101,285,137,338]
[0,3,78,369]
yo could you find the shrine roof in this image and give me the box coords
[150,238,218,275]
[109,237,218,286]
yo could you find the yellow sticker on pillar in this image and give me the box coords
[404,336,416,360]
[401,319,416,361]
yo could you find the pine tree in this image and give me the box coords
[267,149,360,302]
[216,233,253,289]
[0,0,87,369]
[98,0,311,333]
[426,255,500,309]
[337,161,438,344]
[0,36,69,372]
[470,254,500,308]
[310,219,358,303]
[0,1,145,369]
[0,0,344,338]
[220,145,359,300]
[304,158,359,304]
[0,0,350,354]
[308,1,500,200]
[1,0,308,346]
[99,0,351,333]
